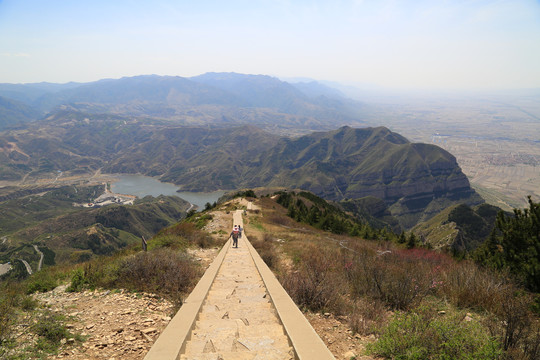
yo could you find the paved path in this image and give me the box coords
[20,259,32,275]
[180,210,294,360]
[33,245,44,271]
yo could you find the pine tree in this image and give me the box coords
[398,231,407,244]
[349,224,361,237]
[406,232,416,249]
[474,196,540,292]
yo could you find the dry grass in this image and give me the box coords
[437,260,507,310]
[115,249,201,305]
[348,298,387,336]
[157,222,218,249]
[250,233,279,270]
[281,245,346,313]
[246,196,540,359]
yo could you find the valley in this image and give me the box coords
[0,183,192,277]
[0,72,538,279]
[1,73,537,212]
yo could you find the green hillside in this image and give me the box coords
[0,114,482,229]
[339,196,401,232]
[0,185,191,274]
[247,126,482,228]
[413,203,500,252]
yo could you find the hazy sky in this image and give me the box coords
[1,0,539,89]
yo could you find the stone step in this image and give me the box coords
[200,302,272,314]
[179,210,296,360]
[191,322,287,341]
[209,281,265,291]
[206,287,267,299]
[204,294,270,305]
[202,299,270,309]
[179,347,295,360]
[198,308,277,323]
[183,335,292,357]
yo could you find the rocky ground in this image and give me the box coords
[26,288,374,360]
[26,286,374,360]
[306,312,376,360]
[34,286,174,360]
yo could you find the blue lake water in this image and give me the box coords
[110,174,226,211]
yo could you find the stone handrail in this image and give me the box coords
[245,234,335,360]
[143,239,231,360]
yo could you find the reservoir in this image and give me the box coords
[110,174,226,211]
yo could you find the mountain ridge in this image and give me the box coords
[0,113,481,228]
[0,73,366,133]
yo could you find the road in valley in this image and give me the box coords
[20,259,33,275]
[33,245,44,271]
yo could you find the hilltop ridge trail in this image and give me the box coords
[179,208,296,359]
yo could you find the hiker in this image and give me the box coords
[238,225,243,238]
[230,225,240,248]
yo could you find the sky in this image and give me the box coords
[1,0,539,90]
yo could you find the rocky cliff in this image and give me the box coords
[249,126,482,228]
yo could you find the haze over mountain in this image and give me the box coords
[0,96,41,128]
[0,73,366,133]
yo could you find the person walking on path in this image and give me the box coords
[230,225,240,248]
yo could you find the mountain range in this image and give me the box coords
[0,73,366,133]
[0,109,482,229]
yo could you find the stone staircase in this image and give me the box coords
[179,211,294,360]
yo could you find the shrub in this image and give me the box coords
[69,250,93,263]
[347,249,433,310]
[267,214,296,227]
[33,312,70,344]
[65,254,123,292]
[204,202,217,211]
[438,260,506,311]
[31,311,79,355]
[20,295,39,311]
[148,234,187,251]
[159,222,216,249]
[25,269,60,294]
[349,298,387,336]
[281,244,345,313]
[195,232,215,248]
[192,213,213,229]
[476,197,540,292]
[484,286,540,358]
[67,268,91,292]
[0,283,18,351]
[367,307,502,360]
[251,234,279,270]
[233,189,257,198]
[115,248,201,307]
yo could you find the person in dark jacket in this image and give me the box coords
[230,225,240,248]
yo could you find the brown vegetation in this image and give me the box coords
[246,195,540,359]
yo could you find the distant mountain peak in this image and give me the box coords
[0,72,365,131]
